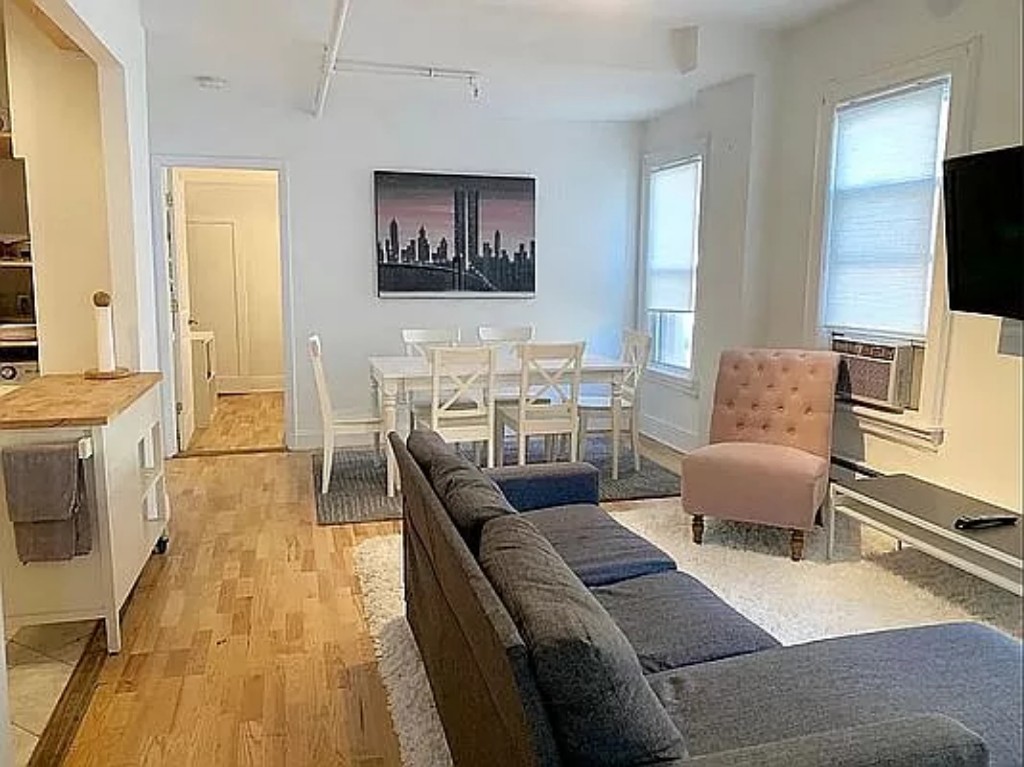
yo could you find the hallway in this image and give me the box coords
[186,393,285,455]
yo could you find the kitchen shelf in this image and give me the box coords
[0,340,37,348]
[0,261,32,268]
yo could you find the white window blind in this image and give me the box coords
[821,78,951,338]
[644,157,702,372]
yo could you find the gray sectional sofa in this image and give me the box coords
[392,430,1022,766]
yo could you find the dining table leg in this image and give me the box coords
[611,375,623,481]
[381,383,399,497]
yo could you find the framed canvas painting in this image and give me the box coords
[375,171,536,297]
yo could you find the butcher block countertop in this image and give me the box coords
[0,373,162,429]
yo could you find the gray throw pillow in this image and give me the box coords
[406,429,454,472]
[479,515,687,766]
[429,452,515,552]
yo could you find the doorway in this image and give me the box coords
[165,167,287,455]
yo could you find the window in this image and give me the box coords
[642,156,703,373]
[820,78,951,338]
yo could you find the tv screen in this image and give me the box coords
[943,145,1023,321]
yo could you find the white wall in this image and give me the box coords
[639,70,776,450]
[147,79,640,446]
[37,0,156,370]
[4,1,111,373]
[762,0,1023,509]
[182,169,284,392]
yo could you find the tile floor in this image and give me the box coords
[5,620,95,766]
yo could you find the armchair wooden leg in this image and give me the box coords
[691,514,705,545]
[790,529,806,562]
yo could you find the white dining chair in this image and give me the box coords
[402,328,461,356]
[478,325,535,405]
[400,328,462,429]
[579,330,651,474]
[477,325,535,348]
[496,342,585,466]
[412,346,498,466]
[309,334,384,494]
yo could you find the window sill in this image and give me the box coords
[645,367,700,398]
[836,401,945,452]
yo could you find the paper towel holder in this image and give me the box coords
[84,291,132,380]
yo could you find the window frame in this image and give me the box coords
[804,39,978,436]
[818,76,952,341]
[638,143,707,385]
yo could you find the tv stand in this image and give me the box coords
[828,474,1022,596]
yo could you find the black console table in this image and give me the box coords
[828,474,1022,596]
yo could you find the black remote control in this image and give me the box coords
[953,515,1020,531]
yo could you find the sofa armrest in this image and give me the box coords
[484,463,600,511]
[673,714,988,767]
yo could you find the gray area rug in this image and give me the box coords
[312,448,402,525]
[313,434,681,525]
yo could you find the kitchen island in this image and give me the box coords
[0,373,167,653]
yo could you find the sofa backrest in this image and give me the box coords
[480,514,687,766]
[710,349,840,459]
[391,434,561,767]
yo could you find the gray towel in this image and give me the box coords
[2,443,93,563]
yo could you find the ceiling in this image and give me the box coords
[141,0,856,121]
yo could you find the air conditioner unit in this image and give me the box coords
[831,335,921,411]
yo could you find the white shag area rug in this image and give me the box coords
[353,505,1022,766]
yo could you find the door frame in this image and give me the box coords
[150,155,296,455]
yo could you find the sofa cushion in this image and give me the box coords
[648,622,1022,766]
[407,428,455,472]
[429,452,516,553]
[480,514,687,766]
[522,504,676,586]
[486,463,600,512]
[682,441,829,531]
[592,571,780,673]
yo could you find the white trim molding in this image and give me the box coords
[219,375,285,394]
[639,413,699,453]
[803,38,980,449]
[149,154,298,454]
[837,402,945,452]
[645,368,700,398]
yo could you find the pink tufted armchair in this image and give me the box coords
[681,349,840,561]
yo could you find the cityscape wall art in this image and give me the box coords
[375,171,537,297]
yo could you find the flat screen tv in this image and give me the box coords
[943,145,1023,320]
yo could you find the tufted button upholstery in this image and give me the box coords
[683,348,839,536]
[707,348,840,460]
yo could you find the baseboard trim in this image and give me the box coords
[293,429,380,451]
[639,414,699,453]
[219,375,285,394]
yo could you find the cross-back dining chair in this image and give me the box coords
[402,328,461,357]
[400,328,462,429]
[580,329,652,474]
[496,342,585,466]
[412,346,498,466]
[477,325,535,349]
[309,334,384,494]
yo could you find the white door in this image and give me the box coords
[168,170,196,451]
[187,222,241,380]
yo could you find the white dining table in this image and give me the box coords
[369,353,631,496]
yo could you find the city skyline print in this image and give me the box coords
[375,171,536,296]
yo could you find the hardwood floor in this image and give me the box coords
[62,452,402,767]
[186,393,285,455]
[59,434,682,766]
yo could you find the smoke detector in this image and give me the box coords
[195,75,229,90]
